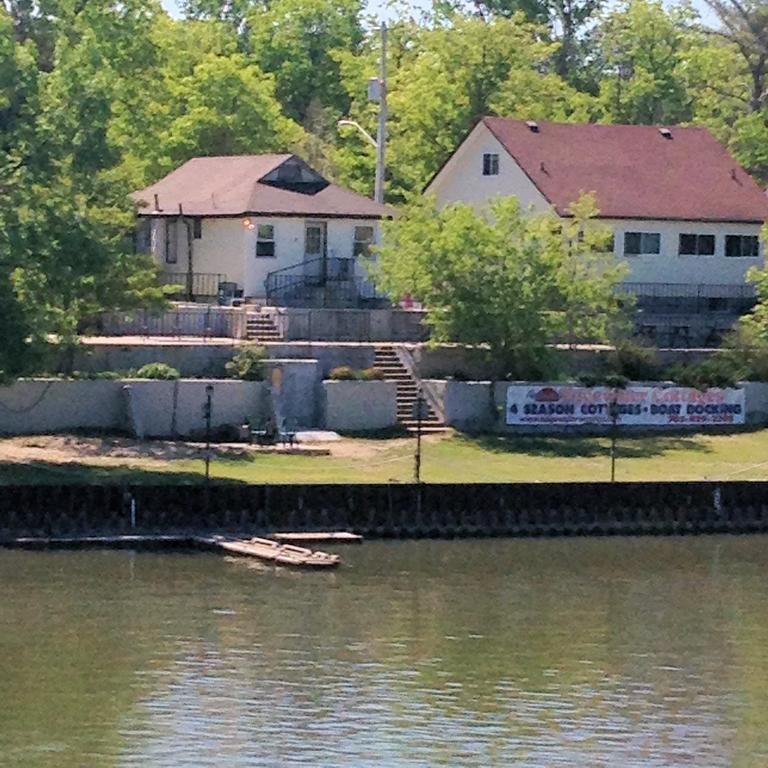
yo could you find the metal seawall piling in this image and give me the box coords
[1,482,768,540]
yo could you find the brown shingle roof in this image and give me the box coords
[132,155,392,219]
[482,117,768,223]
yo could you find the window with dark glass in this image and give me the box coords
[679,233,715,256]
[256,224,275,257]
[165,220,177,264]
[482,153,499,176]
[725,234,759,258]
[353,226,375,258]
[624,232,660,256]
[192,218,202,239]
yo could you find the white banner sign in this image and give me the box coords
[505,385,745,426]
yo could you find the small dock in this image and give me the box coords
[195,536,341,568]
[271,531,362,545]
[2,533,349,569]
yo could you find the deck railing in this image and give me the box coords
[265,257,389,308]
[159,271,226,299]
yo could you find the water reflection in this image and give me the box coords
[1,537,768,766]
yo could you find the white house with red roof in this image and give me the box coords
[427,118,768,343]
[133,154,392,306]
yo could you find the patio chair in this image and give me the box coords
[251,416,277,446]
[278,417,298,447]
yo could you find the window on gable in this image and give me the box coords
[482,153,499,176]
[353,225,375,258]
[725,234,759,258]
[679,233,715,256]
[256,224,275,257]
[624,232,660,256]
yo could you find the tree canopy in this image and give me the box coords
[373,195,628,376]
[2,0,768,371]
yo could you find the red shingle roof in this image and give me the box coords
[133,155,392,219]
[482,117,768,223]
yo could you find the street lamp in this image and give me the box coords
[337,119,377,149]
[337,22,387,204]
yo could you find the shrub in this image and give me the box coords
[606,340,660,381]
[329,365,357,380]
[666,358,739,390]
[358,367,385,381]
[225,344,267,381]
[721,324,768,381]
[132,363,181,380]
[329,366,386,381]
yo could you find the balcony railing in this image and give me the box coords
[160,271,226,299]
[265,257,389,308]
[618,282,756,316]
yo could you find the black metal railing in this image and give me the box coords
[160,271,226,299]
[265,257,389,308]
[618,282,756,316]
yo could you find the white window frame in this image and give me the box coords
[623,231,660,257]
[725,234,760,258]
[678,233,716,257]
[482,153,499,176]
[256,223,276,258]
[353,225,375,258]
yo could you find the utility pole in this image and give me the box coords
[204,384,213,483]
[374,22,387,205]
[609,391,619,483]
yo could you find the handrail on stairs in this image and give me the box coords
[393,344,446,423]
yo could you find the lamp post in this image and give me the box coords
[203,384,214,483]
[609,392,619,483]
[337,22,387,204]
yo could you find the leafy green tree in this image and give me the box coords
[474,0,604,81]
[333,14,583,202]
[595,0,695,124]
[374,195,628,376]
[702,0,768,113]
[247,0,364,123]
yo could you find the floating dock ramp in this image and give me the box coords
[194,535,341,568]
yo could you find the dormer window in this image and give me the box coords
[482,153,499,176]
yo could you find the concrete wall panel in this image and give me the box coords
[322,380,397,432]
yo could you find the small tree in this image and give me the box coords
[374,194,628,377]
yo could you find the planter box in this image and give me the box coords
[322,380,397,432]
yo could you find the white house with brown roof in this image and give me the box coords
[133,154,392,306]
[427,117,768,289]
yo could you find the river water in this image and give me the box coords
[1,536,768,767]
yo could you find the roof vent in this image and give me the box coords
[659,127,673,140]
[526,120,540,133]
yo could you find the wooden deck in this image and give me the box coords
[195,536,341,568]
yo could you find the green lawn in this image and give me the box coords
[4,430,768,484]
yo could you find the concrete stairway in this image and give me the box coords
[373,345,446,433]
[246,310,282,342]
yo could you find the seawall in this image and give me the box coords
[2,482,768,540]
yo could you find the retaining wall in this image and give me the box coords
[0,379,267,437]
[264,308,428,342]
[423,380,495,431]
[322,380,398,432]
[3,482,768,540]
[75,341,240,378]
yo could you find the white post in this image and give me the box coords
[374,22,387,205]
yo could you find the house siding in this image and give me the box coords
[609,219,764,286]
[426,122,550,214]
[145,215,381,298]
[428,123,765,288]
